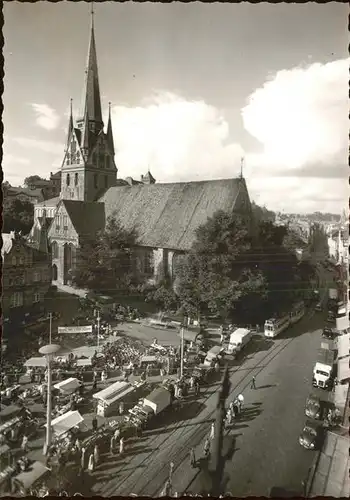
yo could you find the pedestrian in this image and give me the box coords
[21,434,28,452]
[214,361,220,373]
[87,453,95,472]
[110,436,116,455]
[226,408,232,426]
[3,374,9,387]
[93,444,100,466]
[92,379,97,391]
[251,376,256,389]
[210,422,215,440]
[204,437,210,457]
[119,401,124,415]
[75,437,81,453]
[189,447,196,468]
[92,414,98,432]
[119,437,124,455]
[161,480,171,497]
[81,447,86,470]
[195,381,200,397]
[114,427,121,441]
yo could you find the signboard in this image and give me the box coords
[58,325,92,334]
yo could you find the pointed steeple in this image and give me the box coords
[106,102,115,156]
[38,207,49,254]
[81,105,90,155]
[65,98,74,148]
[80,4,103,133]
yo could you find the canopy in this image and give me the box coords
[24,357,47,368]
[47,410,85,437]
[0,444,10,456]
[0,416,22,434]
[337,333,350,360]
[54,377,81,394]
[76,358,92,367]
[207,346,224,356]
[338,357,350,383]
[0,405,22,420]
[12,461,49,490]
[140,356,158,364]
[336,315,349,332]
[93,381,134,405]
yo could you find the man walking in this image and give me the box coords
[204,437,211,458]
[251,375,256,389]
[210,422,215,440]
[189,447,196,468]
[92,414,98,432]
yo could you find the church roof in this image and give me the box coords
[36,196,60,208]
[99,178,245,251]
[62,200,105,238]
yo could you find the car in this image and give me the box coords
[299,420,322,449]
[322,327,334,339]
[305,394,332,420]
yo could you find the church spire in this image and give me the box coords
[80,3,103,132]
[66,98,74,148]
[106,102,115,156]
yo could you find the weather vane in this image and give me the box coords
[240,157,245,178]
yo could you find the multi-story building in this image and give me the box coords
[2,230,51,325]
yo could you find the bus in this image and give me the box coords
[264,314,291,338]
[290,301,305,324]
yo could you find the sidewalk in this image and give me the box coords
[307,429,349,497]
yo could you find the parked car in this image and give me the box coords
[305,393,332,420]
[322,327,335,339]
[299,420,323,450]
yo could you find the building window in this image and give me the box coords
[33,292,41,303]
[71,140,77,155]
[75,173,78,186]
[10,292,23,308]
[51,241,58,259]
[33,271,40,282]
[76,152,80,164]
[94,174,98,188]
[66,173,70,186]
[11,256,17,266]
[144,251,154,274]
[66,153,70,165]
[104,175,108,188]
[106,156,110,169]
[63,215,68,230]
[92,153,97,165]
[19,256,24,265]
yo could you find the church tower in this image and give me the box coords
[60,8,118,202]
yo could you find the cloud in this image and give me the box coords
[30,103,60,130]
[12,137,64,154]
[110,91,244,183]
[242,58,348,173]
[2,153,30,166]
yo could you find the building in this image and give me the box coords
[31,13,252,288]
[2,230,52,323]
[4,185,45,205]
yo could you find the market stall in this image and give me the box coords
[54,378,81,395]
[93,381,137,417]
[24,357,47,369]
[47,410,87,438]
[11,460,50,496]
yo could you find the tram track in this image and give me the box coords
[99,328,301,497]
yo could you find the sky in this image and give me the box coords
[3,2,348,214]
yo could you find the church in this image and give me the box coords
[30,13,252,288]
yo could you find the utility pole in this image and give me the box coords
[180,327,184,378]
[49,312,52,344]
[97,310,101,348]
[211,364,231,496]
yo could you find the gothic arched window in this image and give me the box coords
[71,140,77,155]
[66,173,70,186]
[75,173,78,186]
[104,175,108,188]
[92,153,97,165]
[66,153,70,165]
[106,156,110,169]
[76,152,80,164]
[94,174,98,188]
[51,241,58,259]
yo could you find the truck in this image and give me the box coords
[227,328,252,356]
[142,386,172,415]
[312,347,335,390]
[328,288,338,301]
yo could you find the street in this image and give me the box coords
[88,310,325,497]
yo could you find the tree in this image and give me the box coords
[3,198,34,235]
[307,223,329,264]
[72,213,139,295]
[24,175,46,187]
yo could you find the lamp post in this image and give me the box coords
[211,364,231,496]
[180,327,184,378]
[97,310,101,348]
[39,343,62,455]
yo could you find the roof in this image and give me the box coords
[24,357,47,367]
[62,200,105,238]
[50,171,62,179]
[12,461,49,489]
[6,186,44,201]
[36,196,60,207]
[48,410,84,436]
[99,178,245,251]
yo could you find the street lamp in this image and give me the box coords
[39,343,63,455]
